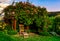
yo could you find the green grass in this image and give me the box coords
[0,33,15,41]
[0,32,60,41]
[14,36,60,41]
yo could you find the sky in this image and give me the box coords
[0,0,60,12]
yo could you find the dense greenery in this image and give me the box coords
[3,2,48,32]
[3,1,60,35]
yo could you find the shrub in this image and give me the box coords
[3,30,8,34]
[0,28,4,31]
[5,25,12,30]
[56,29,60,35]
[54,16,60,35]
[48,25,53,32]
[7,30,17,35]
[39,32,50,36]
[0,31,5,35]
[0,30,7,34]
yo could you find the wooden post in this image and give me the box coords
[11,11,16,31]
[13,19,16,31]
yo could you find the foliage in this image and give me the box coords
[0,31,5,35]
[3,2,49,33]
[54,16,60,35]
[48,16,55,32]
[5,24,12,30]
[34,14,42,27]
[39,31,50,36]
[18,11,33,26]
[7,30,17,35]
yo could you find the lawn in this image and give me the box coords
[0,32,60,41]
[13,35,60,41]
